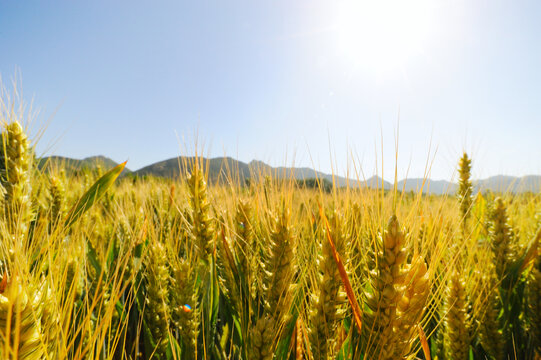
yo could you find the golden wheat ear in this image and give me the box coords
[393,255,430,357]
[0,121,32,244]
[0,275,46,360]
[170,258,199,359]
[361,215,407,360]
[48,175,66,226]
[489,197,516,279]
[143,241,171,359]
[187,167,215,262]
[477,262,505,360]
[308,210,347,359]
[442,270,471,360]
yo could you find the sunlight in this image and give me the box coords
[336,0,435,75]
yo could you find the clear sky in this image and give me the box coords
[1,0,540,181]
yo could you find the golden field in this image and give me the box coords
[0,117,540,360]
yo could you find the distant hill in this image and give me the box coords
[475,175,541,193]
[397,178,458,194]
[132,156,389,189]
[364,176,392,190]
[133,156,541,194]
[134,156,342,184]
[249,160,351,186]
[396,176,541,195]
[134,156,251,183]
[38,155,541,194]
[38,155,131,174]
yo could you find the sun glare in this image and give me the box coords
[336,0,434,75]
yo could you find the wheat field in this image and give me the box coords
[0,116,540,359]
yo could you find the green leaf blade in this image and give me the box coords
[64,161,127,228]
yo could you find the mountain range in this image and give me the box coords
[38,155,541,195]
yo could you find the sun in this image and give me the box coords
[335,0,434,76]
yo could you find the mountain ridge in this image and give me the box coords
[38,155,541,194]
[38,155,132,173]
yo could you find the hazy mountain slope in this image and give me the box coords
[133,156,394,189]
[134,156,252,183]
[39,155,541,194]
[133,156,541,193]
[397,178,457,194]
[475,175,541,193]
[38,155,131,173]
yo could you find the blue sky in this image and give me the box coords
[1,0,540,180]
